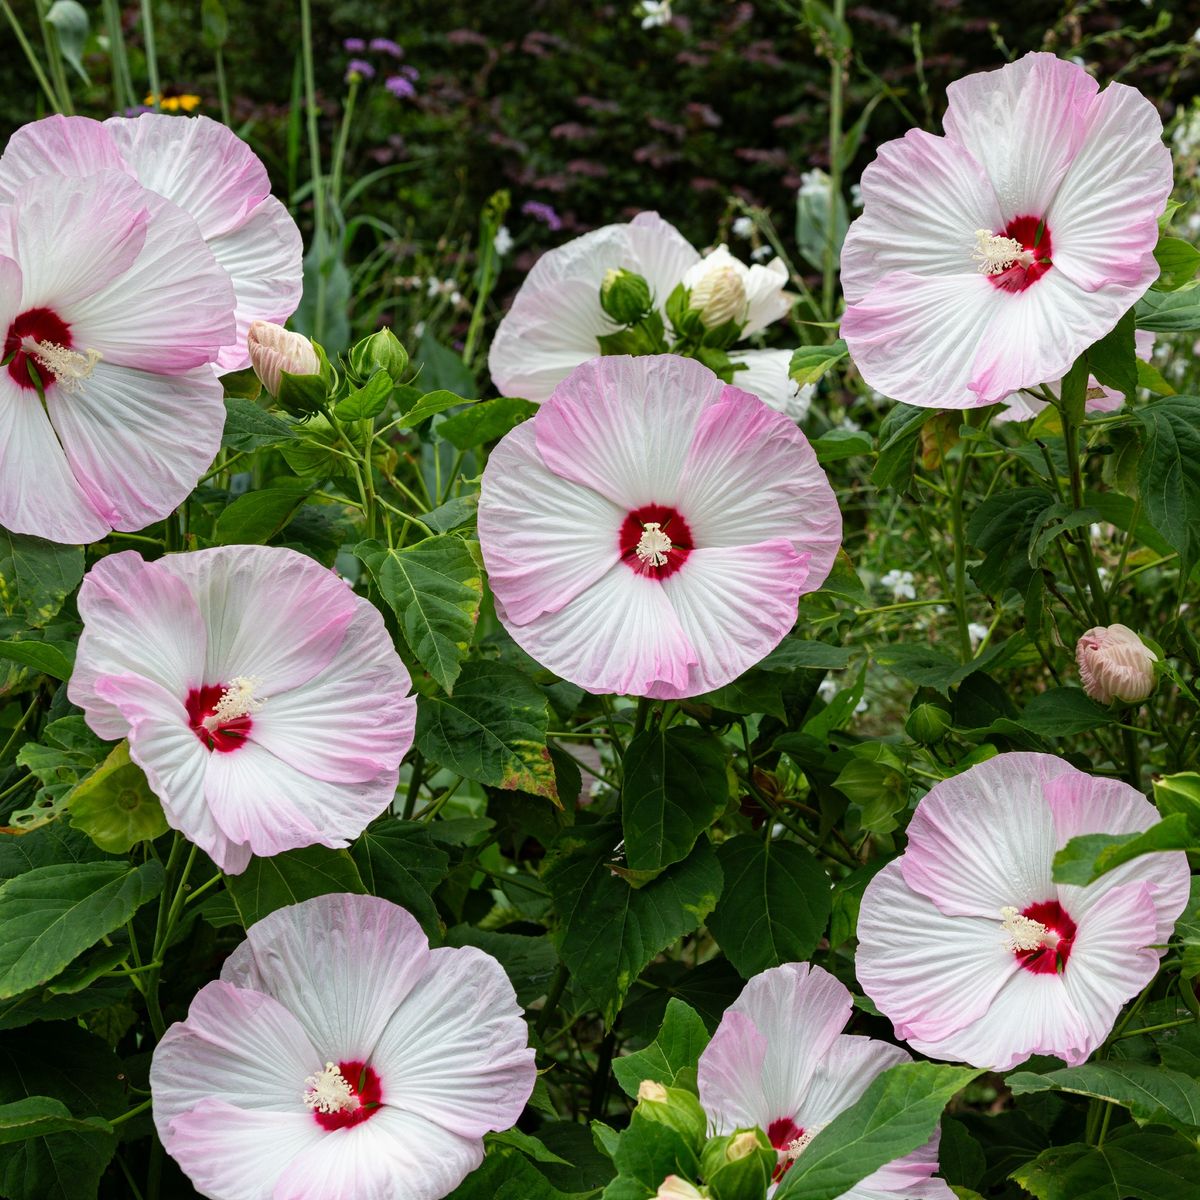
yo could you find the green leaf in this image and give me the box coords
[0,1097,111,1145]
[226,846,366,927]
[0,1022,124,1200]
[221,397,297,451]
[0,530,83,629]
[415,330,477,397]
[789,339,847,385]
[611,999,710,1097]
[10,718,108,833]
[333,369,393,420]
[415,662,557,802]
[219,367,260,400]
[213,481,312,545]
[1018,688,1117,737]
[621,728,728,872]
[0,638,74,680]
[446,1146,574,1199]
[1008,1062,1200,1133]
[400,388,473,428]
[811,428,873,465]
[0,861,163,999]
[1136,287,1200,332]
[1012,1126,1200,1200]
[356,536,482,692]
[1154,237,1200,292]
[609,1110,700,1198]
[1085,309,1137,396]
[966,487,1053,596]
[0,824,108,881]
[200,0,229,47]
[758,638,853,671]
[545,822,722,1024]
[438,397,538,449]
[1052,813,1196,885]
[294,229,351,355]
[45,0,89,84]
[66,741,168,853]
[1027,503,1101,567]
[774,1062,983,1200]
[708,836,831,978]
[350,818,450,939]
[1136,397,1200,561]
[871,404,930,489]
[443,926,559,1008]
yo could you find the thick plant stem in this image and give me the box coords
[299,0,328,342]
[822,0,847,319]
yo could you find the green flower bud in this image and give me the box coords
[905,701,953,745]
[635,1081,708,1148]
[349,327,410,385]
[600,268,654,326]
[700,1128,775,1200]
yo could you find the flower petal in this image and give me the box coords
[900,752,1061,918]
[70,551,207,739]
[660,542,809,697]
[45,362,224,535]
[856,861,1018,1046]
[942,52,1097,222]
[741,257,791,335]
[478,417,624,624]
[495,563,695,697]
[727,348,813,420]
[792,1033,909,1131]
[840,128,1002,304]
[0,115,132,202]
[840,271,998,409]
[246,604,415,784]
[273,1107,485,1200]
[533,354,726,510]
[696,1008,769,1133]
[371,944,536,1137]
[220,894,434,1064]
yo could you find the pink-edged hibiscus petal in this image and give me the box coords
[65,180,235,374]
[792,1034,909,1133]
[727,349,813,421]
[840,128,1003,303]
[660,542,809,698]
[203,739,397,860]
[942,52,1097,222]
[157,546,358,694]
[478,417,624,624]
[1,170,148,311]
[853,1128,955,1200]
[625,210,706,305]
[0,372,108,544]
[273,1107,485,1200]
[95,673,252,874]
[840,271,998,410]
[103,113,270,238]
[496,564,696,698]
[208,194,305,371]
[370,944,537,1138]
[534,354,725,510]
[856,861,1018,1046]
[900,752,1061,918]
[245,605,415,785]
[0,115,132,201]
[220,895,434,1065]
[1045,82,1171,293]
[674,385,840,575]
[45,362,224,535]
[69,550,207,739]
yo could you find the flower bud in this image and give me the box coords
[637,1079,669,1104]
[248,321,320,397]
[600,268,654,325]
[1076,624,1157,705]
[656,1177,705,1200]
[349,327,409,385]
[683,246,748,329]
[905,689,953,745]
[700,1128,775,1200]
[635,1082,707,1146]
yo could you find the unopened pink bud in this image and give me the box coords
[656,1177,704,1200]
[1076,624,1157,705]
[247,320,320,396]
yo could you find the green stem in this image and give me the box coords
[822,0,846,319]
[536,963,569,1038]
[950,438,974,660]
[402,751,425,820]
[103,0,136,111]
[330,78,359,210]
[109,1098,152,1127]
[0,0,60,111]
[213,48,230,126]
[35,0,72,113]
[299,0,327,341]
[0,695,39,764]
[139,0,160,109]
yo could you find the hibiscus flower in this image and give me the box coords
[478,354,841,698]
[841,53,1171,410]
[488,211,812,417]
[697,962,953,1198]
[856,752,1190,1070]
[0,113,303,371]
[151,894,536,1199]
[0,170,233,543]
[69,546,416,874]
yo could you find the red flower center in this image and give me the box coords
[185,683,255,753]
[4,308,73,391]
[984,215,1053,293]
[767,1116,806,1181]
[1013,900,1077,975]
[310,1060,383,1131]
[619,504,693,579]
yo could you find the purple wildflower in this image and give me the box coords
[343,37,366,51]
[345,59,375,82]
[369,37,403,57]
[521,201,563,231]
[385,75,416,99]
[399,65,419,81]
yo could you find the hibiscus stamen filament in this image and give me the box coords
[1000,905,1056,953]
[635,522,673,568]
[303,1062,358,1114]
[202,676,265,731]
[20,336,101,393]
[971,230,1036,275]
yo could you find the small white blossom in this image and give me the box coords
[750,243,773,262]
[732,216,754,239]
[967,622,990,649]
[880,569,916,602]
[638,0,672,28]
[493,225,514,256]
